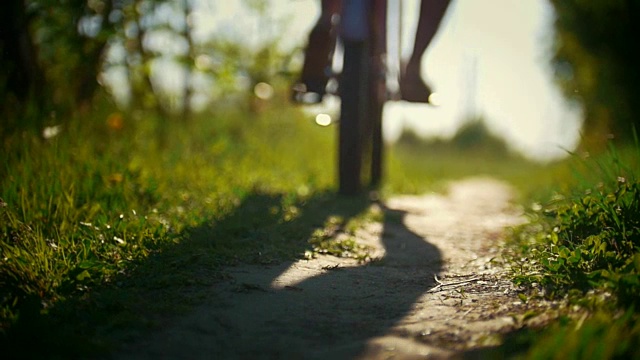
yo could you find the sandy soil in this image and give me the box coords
[115,177,529,359]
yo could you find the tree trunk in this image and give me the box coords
[74,0,114,111]
[182,0,194,121]
[1,0,45,108]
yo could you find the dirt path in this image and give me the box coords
[116,177,528,359]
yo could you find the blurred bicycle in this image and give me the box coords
[292,0,450,195]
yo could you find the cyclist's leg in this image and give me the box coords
[400,0,450,103]
[367,0,387,103]
[292,0,341,104]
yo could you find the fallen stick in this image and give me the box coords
[428,274,482,293]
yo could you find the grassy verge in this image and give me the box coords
[505,138,640,359]
[1,95,348,356]
[385,121,572,199]
[1,93,571,357]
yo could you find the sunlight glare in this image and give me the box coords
[315,113,332,126]
[254,82,274,100]
[195,54,212,71]
[42,125,62,139]
[428,92,442,107]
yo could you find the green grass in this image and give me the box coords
[0,92,580,357]
[505,135,640,359]
[0,94,347,356]
[385,121,572,200]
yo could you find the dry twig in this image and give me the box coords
[428,274,482,293]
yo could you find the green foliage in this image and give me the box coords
[521,310,640,360]
[306,207,380,262]
[0,94,336,337]
[396,119,510,154]
[449,120,510,154]
[28,0,124,110]
[3,0,298,127]
[0,92,572,356]
[510,141,640,307]
[550,0,640,142]
[498,140,640,359]
[386,119,553,196]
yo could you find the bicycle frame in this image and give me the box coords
[338,0,388,195]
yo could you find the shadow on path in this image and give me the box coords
[119,196,443,359]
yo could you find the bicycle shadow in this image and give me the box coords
[123,195,443,359]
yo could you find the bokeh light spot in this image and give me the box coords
[315,113,332,126]
[428,92,442,107]
[254,82,274,100]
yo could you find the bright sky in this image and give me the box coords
[248,0,583,161]
[107,0,584,162]
[390,0,583,161]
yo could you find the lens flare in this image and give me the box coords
[254,82,274,100]
[42,125,62,139]
[315,113,332,126]
[428,92,442,107]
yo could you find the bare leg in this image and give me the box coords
[401,0,450,103]
[292,0,342,103]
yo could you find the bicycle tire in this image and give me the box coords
[338,0,387,196]
[338,40,369,196]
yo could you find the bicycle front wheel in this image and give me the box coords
[338,40,369,196]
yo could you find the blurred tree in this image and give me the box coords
[1,0,47,133]
[1,0,198,133]
[550,0,640,145]
[1,1,45,106]
[1,0,296,133]
[1,0,122,125]
[123,0,173,119]
[181,0,196,119]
